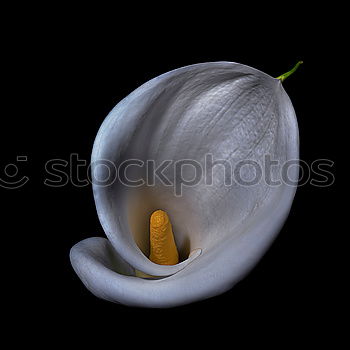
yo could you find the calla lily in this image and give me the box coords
[70,61,300,308]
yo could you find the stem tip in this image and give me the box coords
[276,61,303,82]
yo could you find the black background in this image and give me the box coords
[2,6,342,345]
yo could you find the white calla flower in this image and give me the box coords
[70,61,300,308]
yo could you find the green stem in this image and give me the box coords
[276,61,303,82]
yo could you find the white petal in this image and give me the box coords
[73,62,299,306]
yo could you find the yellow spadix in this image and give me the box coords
[149,210,179,265]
